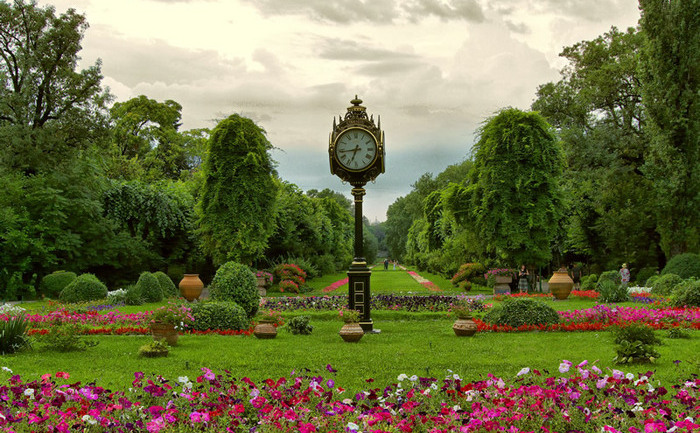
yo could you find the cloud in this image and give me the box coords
[245,0,484,24]
[317,37,417,62]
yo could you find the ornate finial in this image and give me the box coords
[351,95,363,106]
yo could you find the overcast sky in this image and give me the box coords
[40,0,640,221]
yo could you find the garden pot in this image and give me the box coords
[150,322,178,346]
[549,270,574,300]
[253,322,277,339]
[339,322,364,342]
[179,274,204,302]
[493,275,512,296]
[453,318,478,336]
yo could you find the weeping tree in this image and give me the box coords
[197,114,277,265]
[448,108,565,267]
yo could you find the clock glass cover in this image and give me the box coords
[335,128,377,171]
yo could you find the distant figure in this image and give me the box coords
[620,263,630,287]
[571,263,582,290]
[518,265,529,293]
[384,258,389,270]
[393,260,396,270]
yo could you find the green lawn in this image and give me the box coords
[2,319,696,395]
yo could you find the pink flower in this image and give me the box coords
[559,360,572,373]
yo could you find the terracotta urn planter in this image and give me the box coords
[150,322,178,346]
[339,322,364,342]
[253,322,277,339]
[549,269,574,300]
[493,275,512,296]
[179,274,204,302]
[453,318,478,336]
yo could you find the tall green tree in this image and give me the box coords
[532,27,662,270]
[639,0,700,257]
[0,0,109,173]
[197,114,277,265]
[448,108,564,267]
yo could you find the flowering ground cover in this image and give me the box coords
[406,271,442,292]
[1,360,698,432]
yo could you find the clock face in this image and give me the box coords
[335,128,377,171]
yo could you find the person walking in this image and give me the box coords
[620,263,630,288]
[384,258,389,270]
[518,265,529,293]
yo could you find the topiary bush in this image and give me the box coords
[597,280,630,303]
[59,274,108,304]
[645,275,660,288]
[190,301,249,331]
[136,272,163,303]
[650,273,683,296]
[634,267,658,286]
[210,262,259,317]
[670,278,700,307]
[612,324,661,364]
[451,263,487,291]
[483,298,560,328]
[154,271,178,298]
[40,271,77,299]
[661,253,700,279]
[580,273,598,291]
[596,270,620,289]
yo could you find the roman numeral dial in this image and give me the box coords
[335,128,377,171]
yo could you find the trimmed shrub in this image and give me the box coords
[483,298,560,328]
[645,275,660,288]
[40,271,77,299]
[273,263,307,287]
[597,270,620,289]
[190,301,249,331]
[59,274,108,303]
[580,273,598,291]
[612,324,661,364]
[154,271,178,298]
[0,315,30,355]
[598,280,630,303]
[661,253,700,279]
[634,267,658,286]
[285,315,313,335]
[651,273,683,296]
[451,263,487,291]
[210,262,259,317]
[670,278,700,307]
[124,284,143,306]
[136,272,163,303]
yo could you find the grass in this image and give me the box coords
[3,320,696,395]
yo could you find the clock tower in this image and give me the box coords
[329,96,385,332]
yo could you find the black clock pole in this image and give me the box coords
[348,184,374,332]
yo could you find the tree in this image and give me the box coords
[197,114,277,265]
[532,27,662,270]
[0,0,109,173]
[448,108,564,266]
[639,0,700,257]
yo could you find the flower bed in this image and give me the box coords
[406,271,442,292]
[261,294,488,313]
[0,361,697,432]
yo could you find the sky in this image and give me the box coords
[40,0,641,221]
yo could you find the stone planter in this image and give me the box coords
[150,322,178,346]
[494,275,512,296]
[339,322,364,342]
[453,318,478,336]
[549,270,574,300]
[253,322,277,339]
[179,274,204,302]
[256,277,268,297]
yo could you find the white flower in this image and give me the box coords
[453,405,462,411]
[178,376,189,383]
[409,375,418,382]
[516,367,530,377]
[430,383,437,390]
[1,367,12,373]
[397,374,408,381]
[452,373,461,380]
[82,415,97,425]
[23,388,34,398]
[347,421,360,432]
[626,373,635,380]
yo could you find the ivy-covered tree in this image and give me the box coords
[639,0,700,257]
[197,114,277,265]
[448,108,564,266]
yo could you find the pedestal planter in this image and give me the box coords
[150,322,178,346]
[179,274,203,302]
[256,277,268,297]
[494,275,512,296]
[453,318,478,336]
[549,270,574,300]
[339,322,364,342]
[253,322,277,339]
